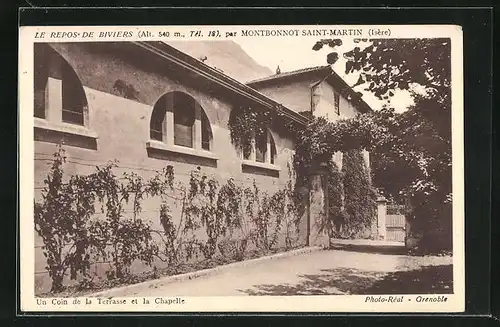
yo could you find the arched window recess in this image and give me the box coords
[242,128,277,166]
[147,91,217,163]
[33,43,97,150]
[33,43,89,126]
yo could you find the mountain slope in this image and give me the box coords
[165,40,273,83]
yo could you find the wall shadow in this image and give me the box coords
[241,164,280,178]
[238,265,453,296]
[328,243,409,256]
[35,127,98,150]
[147,147,217,168]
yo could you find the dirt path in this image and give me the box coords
[94,246,453,297]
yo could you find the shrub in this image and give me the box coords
[34,148,96,292]
[35,148,304,292]
[340,150,377,238]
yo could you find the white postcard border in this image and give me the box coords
[19,24,465,313]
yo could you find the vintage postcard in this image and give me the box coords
[18,24,464,313]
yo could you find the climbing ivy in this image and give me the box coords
[34,137,377,294]
[89,164,158,280]
[34,148,159,291]
[34,147,95,292]
[325,161,345,239]
[228,105,274,156]
[339,150,377,238]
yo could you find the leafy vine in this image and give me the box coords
[228,105,274,156]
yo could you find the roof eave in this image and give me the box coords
[246,66,331,87]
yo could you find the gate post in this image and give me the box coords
[308,161,330,248]
[376,196,387,241]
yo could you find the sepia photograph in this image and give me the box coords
[19,25,464,312]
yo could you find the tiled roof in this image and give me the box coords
[246,64,373,113]
[246,66,331,85]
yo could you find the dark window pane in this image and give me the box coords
[34,44,49,119]
[174,93,195,148]
[34,89,46,119]
[255,148,265,163]
[62,109,84,125]
[150,96,167,141]
[61,64,85,125]
[201,113,211,151]
[334,93,340,115]
[270,139,276,164]
[173,94,195,126]
[150,129,163,141]
[243,146,251,160]
[255,131,267,163]
[202,139,210,150]
[174,124,193,148]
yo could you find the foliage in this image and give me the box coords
[371,98,451,252]
[183,167,223,260]
[89,165,158,279]
[292,113,380,240]
[216,178,249,261]
[312,38,451,103]
[145,166,180,263]
[340,150,377,238]
[228,106,274,157]
[294,104,451,247]
[325,161,344,238]
[35,149,159,290]
[113,79,139,101]
[307,37,452,251]
[283,175,303,249]
[34,147,95,292]
[158,203,177,263]
[217,178,244,229]
[242,182,286,253]
[293,140,375,240]
[35,148,304,293]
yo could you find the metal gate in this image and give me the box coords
[386,205,406,242]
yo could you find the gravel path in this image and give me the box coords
[94,244,453,297]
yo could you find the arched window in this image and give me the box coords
[150,91,213,151]
[33,44,88,126]
[243,129,277,165]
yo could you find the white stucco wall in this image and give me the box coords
[252,80,314,114]
[314,81,357,120]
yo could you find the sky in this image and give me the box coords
[234,38,415,113]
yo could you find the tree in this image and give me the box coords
[313,38,450,101]
[307,38,453,252]
[313,38,451,137]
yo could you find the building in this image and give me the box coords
[32,41,374,292]
[246,64,372,170]
[34,41,308,190]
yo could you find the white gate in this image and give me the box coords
[385,205,406,243]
